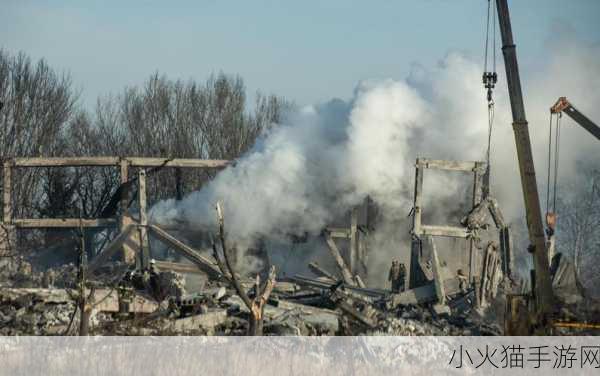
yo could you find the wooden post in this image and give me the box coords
[410,161,424,289]
[325,234,355,285]
[349,206,358,274]
[1,161,15,255]
[138,169,150,269]
[119,159,135,263]
[429,236,446,305]
[469,162,484,281]
[119,159,129,210]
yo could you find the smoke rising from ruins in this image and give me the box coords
[150,31,600,282]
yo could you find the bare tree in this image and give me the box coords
[214,202,276,335]
[0,49,77,220]
[556,166,600,294]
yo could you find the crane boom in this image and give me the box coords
[551,97,600,141]
[495,0,554,319]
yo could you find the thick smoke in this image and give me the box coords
[150,29,600,285]
[150,53,486,240]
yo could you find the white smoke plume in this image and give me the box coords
[150,53,485,243]
[150,29,600,285]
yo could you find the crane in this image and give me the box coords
[550,97,600,141]
[494,0,555,323]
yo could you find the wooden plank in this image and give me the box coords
[500,227,513,277]
[429,236,446,304]
[88,225,135,274]
[126,158,229,168]
[119,160,134,263]
[13,157,120,167]
[488,197,507,228]
[417,158,478,172]
[420,225,469,238]
[120,213,139,264]
[325,227,351,238]
[148,224,223,280]
[308,262,337,281]
[119,158,129,212]
[12,156,229,168]
[138,169,150,269]
[13,218,118,228]
[469,163,484,280]
[412,162,423,235]
[324,234,355,285]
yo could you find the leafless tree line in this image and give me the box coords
[555,165,600,295]
[0,49,290,257]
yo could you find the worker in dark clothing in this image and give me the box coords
[388,260,407,293]
[144,259,162,299]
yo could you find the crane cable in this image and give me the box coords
[482,0,497,198]
[546,111,562,217]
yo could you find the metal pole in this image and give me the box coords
[495,0,554,318]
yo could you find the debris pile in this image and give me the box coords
[0,259,504,336]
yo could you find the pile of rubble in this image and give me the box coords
[0,256,503,336]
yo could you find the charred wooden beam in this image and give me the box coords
[420,225,469,238]
[324,234,355,285]
[417,158,481,172]
[137,169,150,269]
[10,157,229,168]
[13,218,118,228]
[13,157,120,167]
[308,262,337,281]
[126,158,229,168]
[148,224,223,280]
[429,236,446,304]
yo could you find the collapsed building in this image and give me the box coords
[0,155,535,336]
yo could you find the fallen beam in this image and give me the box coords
[390,278,463,307]
[429,236,446,304]
[324,234,355,285]
[88,225,135,274]
[308,262,337,281]
[148,224,223,280]
[226,295,340,328]
[288,275,388,299]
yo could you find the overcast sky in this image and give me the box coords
[1,0,599,109]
